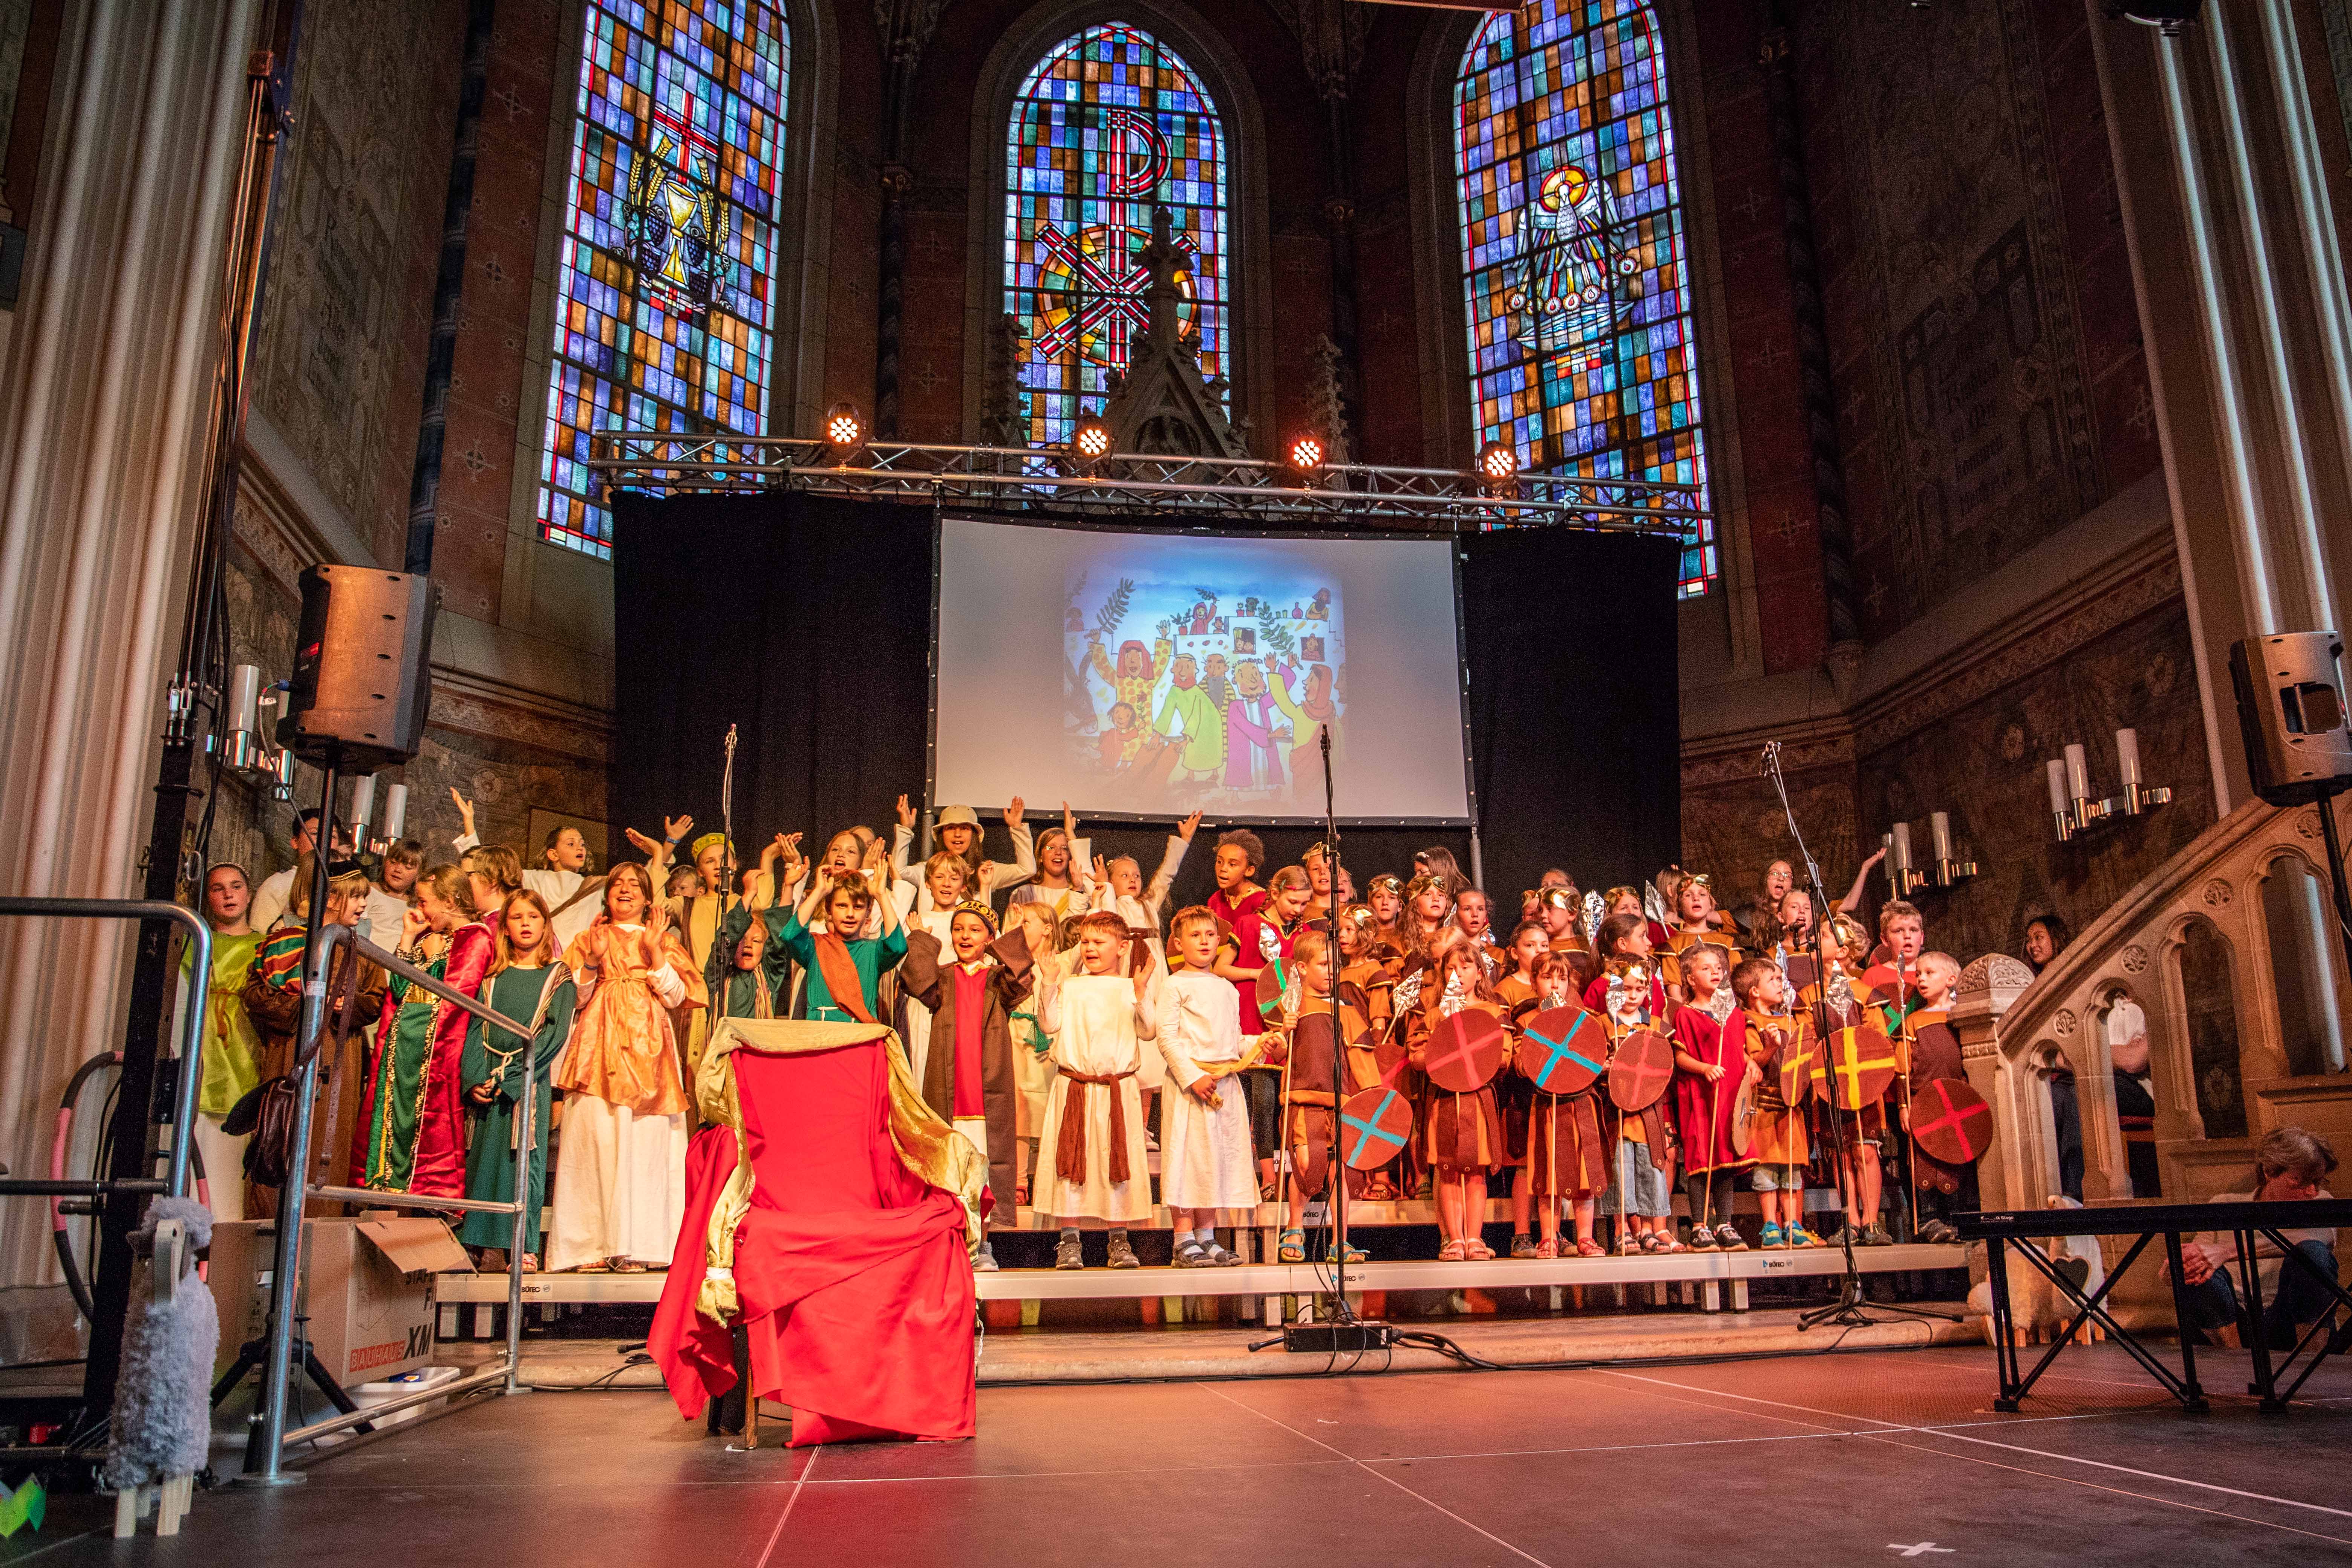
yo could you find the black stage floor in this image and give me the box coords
[21,1342,2352,1564]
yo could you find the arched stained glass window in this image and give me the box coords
[1005,23,1230,447]
[538,1,792,557]
[1456,0,1715,596]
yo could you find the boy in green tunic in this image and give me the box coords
[459,890,579,1267]
[776,849,906,1023]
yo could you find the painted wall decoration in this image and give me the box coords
[1808,0,2109,637]
[1455,0,1714,597]
[1004,22,1231,448]
[539,0,792,556]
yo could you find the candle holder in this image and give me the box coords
[2047,727,2170,842]
[205,663,299,801]
[1886,813,1976,893]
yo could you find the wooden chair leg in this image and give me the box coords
[744,1394,759,1450]
[113,1488,138,1539]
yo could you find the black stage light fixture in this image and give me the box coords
[1285,430,1327,478]
[2111,0,2199,35]
[1071,413,1113,466]
[822,401,865,462]
[1475,438,1519,496]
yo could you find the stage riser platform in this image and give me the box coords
[434,1242,1964,1342]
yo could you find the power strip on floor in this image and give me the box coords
[1282,1322,1397,1354]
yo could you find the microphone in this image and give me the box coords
[1319,723,1332,759]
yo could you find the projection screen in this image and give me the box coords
[929,516,1474,824]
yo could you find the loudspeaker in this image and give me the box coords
[2229,632,2352,807]
[277,565,437,770]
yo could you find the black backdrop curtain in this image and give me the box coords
[612,492,1676,916]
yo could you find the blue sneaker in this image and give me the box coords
[1759,1222,1785,1248]
[1786,1223,1818,1248]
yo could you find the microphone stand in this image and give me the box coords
[1759,743,1951,1331]
[1317,721,1357,1324]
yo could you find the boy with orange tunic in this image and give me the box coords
[1277,929,1373,1264]
[1584,912,1678,1255]
[1803,913,1893,1247]
[1503,932,1607,1257]
[1727,957,1821,1248]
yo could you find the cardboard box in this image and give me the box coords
[208,1217,473,1387]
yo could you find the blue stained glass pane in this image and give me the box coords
[539,0,791,556]
[1002,23,1230,448]
[1455,0,1714,596]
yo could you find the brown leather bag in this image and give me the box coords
[230,949,367,1190]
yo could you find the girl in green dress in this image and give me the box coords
[185,862,265,1219]
[459,889,577,1269]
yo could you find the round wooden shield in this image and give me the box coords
[1821,1024,1900,1112]
[1518,1006,1605,1097]
[1340,1084,1415,1170]
[1424,1009,1507,1093]
[1608,1027,1674,1112]
[1911,1077,1994,1165]
[1729,1072,1759,1158]
[1771,1027,1817,1106]
[1254,956,1294,1019]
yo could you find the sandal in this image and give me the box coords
[1325,1242,1368,1264]
[1575,1237,1607,1257]
[1638,1233,1670,1254]
[1278,1228,1308,1263]
[1464,1239,1496,1261]
[1438,1239,1468,1261]
[1533,1238,1560,1259]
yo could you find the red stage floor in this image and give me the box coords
[30,1341,2352,1564]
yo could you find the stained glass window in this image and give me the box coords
[1005,23,1230,447]
[1456,0,1715,595]
[538,0,791,556]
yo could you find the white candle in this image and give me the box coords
[1931,810,1952,862]
[228,665,262,733]
[384,783,408,841]
[2116,727,2141,792]
[2047,760,2069,815]
[2065,743,2090,802]
[1892,821,1913,872]
[351,774,376,835]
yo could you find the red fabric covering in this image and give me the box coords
[648,1040,976,1445]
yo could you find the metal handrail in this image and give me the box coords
[0,898,211,1202]
[246,922,541,1481]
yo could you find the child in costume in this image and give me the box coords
[898,899,1035,1267]
[1670,943,1755,1250]
[1158,906,1271,1265]
[1584,911,1681,1254]
[1276,928,1375,1264]
[1806,912,1893,1246]
[460,889,577,1269]
[1034,909,1158,1268]
[1729,957,1820,1248]
[1220,858,1308,1200]
[775,850,908,1024]
[1901,950,1974,1243]
[1404,937,1511,1260]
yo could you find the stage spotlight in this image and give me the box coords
[1475,438,1519,496]
[1071,414,1113,465]
[1285,431,1326,477]
[2114,0,2199,34]
[822,401,865,460]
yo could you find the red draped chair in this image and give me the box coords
[651,1033,976,1446]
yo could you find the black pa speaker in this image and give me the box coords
[277,565,438,770]
[2229,632,2352,807]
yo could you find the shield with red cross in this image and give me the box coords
[1911,1078,1994,1165]
[1424,1009,1506,1093]
[1608,1027,1673,1112]
[1518,1006,1605,1097]
[1341,1084,1414,1170]
[1816,1024,1899,1111]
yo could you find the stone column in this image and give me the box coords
[0,0,260,1288]
[1950,956,2038,1211]
[2089,2,2352,811]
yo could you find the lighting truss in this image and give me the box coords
[584,434,1704,536]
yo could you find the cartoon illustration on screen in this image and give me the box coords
[1066,564,1344,812]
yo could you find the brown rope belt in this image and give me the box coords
[1055,1067,1137,1187]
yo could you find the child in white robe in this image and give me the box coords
[1034,909,1157,1268]
[1157,906,1265,1264]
